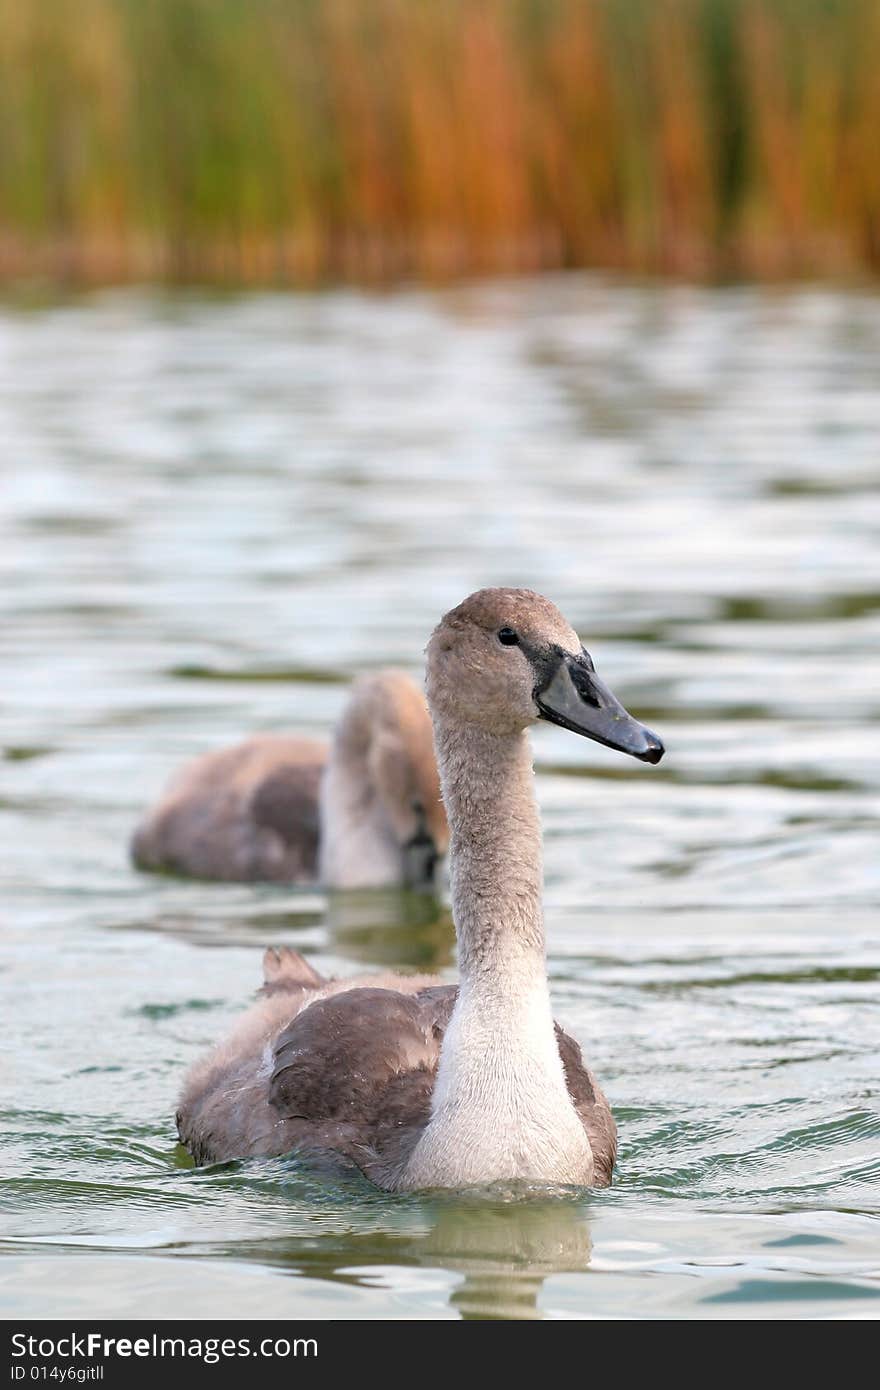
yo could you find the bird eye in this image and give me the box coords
[498,628,519,646]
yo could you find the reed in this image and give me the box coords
[0,0,877,284]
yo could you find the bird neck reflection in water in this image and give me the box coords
[187,1153,594,1323]
[423,1194,593,1320]
[323,886,455,972]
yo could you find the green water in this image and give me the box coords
[1,278,879,1319]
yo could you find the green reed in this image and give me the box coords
[0,0,877,284]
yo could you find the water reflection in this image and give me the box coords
[324,889,454,970]
[113,884,455,969]
[426,1197,592,1320]
[167,1176,594,1321]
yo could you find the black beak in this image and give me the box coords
[403,827,440,888]
[535,651,664,764]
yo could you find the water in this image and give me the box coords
[1,278,879,1320]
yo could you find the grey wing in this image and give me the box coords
[249,761,323,872]
[555,1025,617,1185]
[132,738,326,882]
[267,984,458,1180]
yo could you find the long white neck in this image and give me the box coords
[402,720,593,1188]
[319,748,402,889]
[442,723,545,992]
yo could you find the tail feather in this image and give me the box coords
[261,946,325,996]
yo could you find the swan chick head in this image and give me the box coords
[427,588,664,762]
[343,670,449,881]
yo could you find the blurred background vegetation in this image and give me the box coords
[1,0,878,286]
